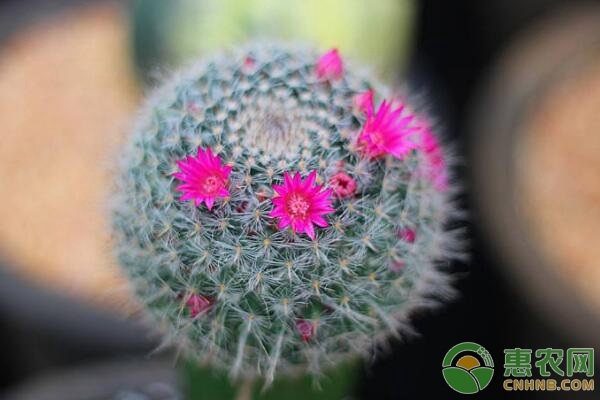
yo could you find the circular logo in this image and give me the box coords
[442,342,494,394]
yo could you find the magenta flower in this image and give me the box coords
[420,126,448,191]
[329,171,357,198]
[173,147,232,210]
[315,48,344,81]
[356,100,419,160]
[186,293,212,318]
[270,171,334,240]
[296,319,316,342]
[353,89,374,116]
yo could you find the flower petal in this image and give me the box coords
[268,170,333,238]
[173,146,231,208]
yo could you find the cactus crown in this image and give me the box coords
[112,42,461,383]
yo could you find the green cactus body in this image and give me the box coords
[112,43,460,382]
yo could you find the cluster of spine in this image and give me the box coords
[112,43,461,382]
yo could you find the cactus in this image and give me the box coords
[111,42,461,384]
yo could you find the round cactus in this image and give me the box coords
[112,43,461,383]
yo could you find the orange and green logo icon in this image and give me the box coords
[443,342,495,394]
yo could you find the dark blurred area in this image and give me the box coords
[0,0,599,399]
[365,1,600,399]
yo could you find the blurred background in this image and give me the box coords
[0,0,599,398]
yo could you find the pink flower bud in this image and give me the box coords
[186,294,212,318]
[389,260,405,273]
[353,89,374,116]
[329,172,357,198]
[398,228,416,243]
[296,319,316,342]
[315,48,344,81]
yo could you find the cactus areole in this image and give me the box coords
[112,43,460,382]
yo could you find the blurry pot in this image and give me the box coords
[470,3,600,347]
[0,0,154,354]
[2,358,181,400]
[0,266,153,353]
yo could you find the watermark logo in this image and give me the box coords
[442,342,495,394]
[443,343,595,394]
[503,347,594,392]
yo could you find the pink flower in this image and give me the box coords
[173,147,232,210]
[419,125,448,191]
[315,48,344,81]
[353,89,374,116]
[329,171,357,198]
[296,319,316,342]
[270,171,334,240]
[356,100,419,160]
[398,228,416,243]
[186,293,212,318]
